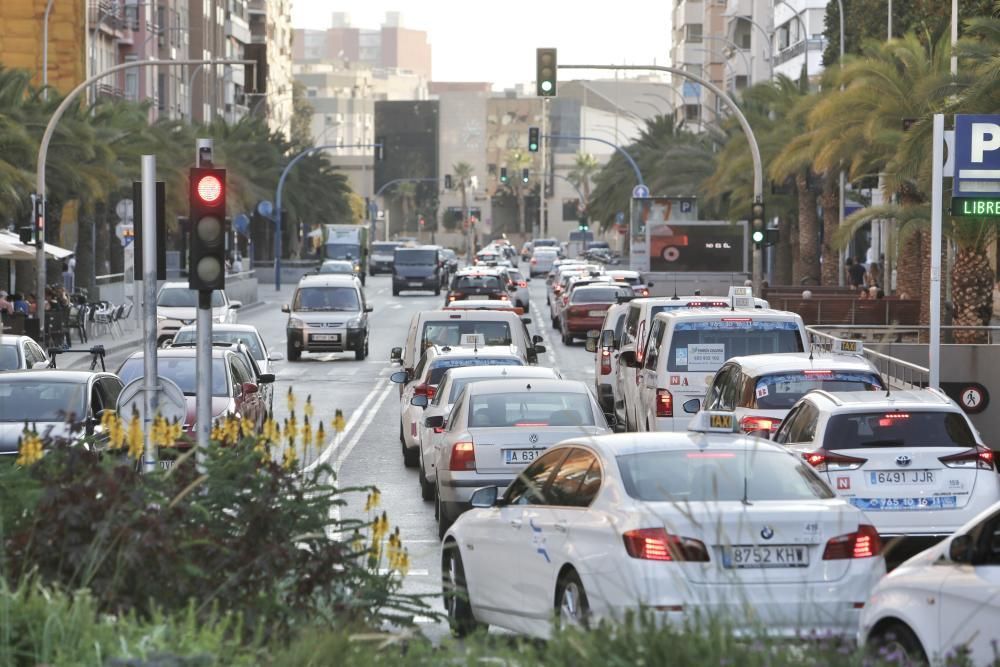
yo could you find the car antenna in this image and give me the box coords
[672,275,679,300]
[742,442,753,506]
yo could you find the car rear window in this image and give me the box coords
[395,249,437,265]
[421,321,512,348]
[468,392,595,427]
[428,358,523,385]
[617,449,834,502]
[753,371,883,410]
[823,411,977,450]
[0,381,87,422]
[666,319,804,372]
[454,275,503,291]
[571,287,624,304]
[118,357,228,396]
[0,345,19,371]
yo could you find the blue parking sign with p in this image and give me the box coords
[954,114,1000,196]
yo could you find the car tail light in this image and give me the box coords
[600,348,612,375]
[803,449,866,472]
[740,416,780,434]
[414,383,436,398]
[531,258,537,265]
[939,445,995,470]
[655,389,673,418]
[553,285,563,294]
[623,528,709,562]
[448,441,476,471]
[518,281,528,288]
[636,288,649,297]
[823,524,881,560]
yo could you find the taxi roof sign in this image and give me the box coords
[832,338,864,355]
[727,285,755,309]
[688,411,740,434]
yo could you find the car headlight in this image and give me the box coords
[346,318,362,329]
[156,315,167,321]
[215,314,227,323]
[288,317,306,329]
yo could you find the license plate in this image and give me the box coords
[409,281,424,287]
[469,295,489,300]
[311,334,340,342]
[850,496,958,511]
[503,448,542,464]
[159,460,173,470]
[723,545,809,569]
[588,310,606,317]
[869,470,935,486]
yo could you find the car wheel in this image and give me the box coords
[419,449,435,501]
[392,287,400,296]
[555,569,591,630]
[434,288,441,296]
[442,541,484,638]
[434,482,441,520]
[402,438,419,468]
[866,623,928,666]
[399,421,405,444]
[437,500,453,539]
[287,344,301,362]
[355,345,366,361]
[562,330,573,345]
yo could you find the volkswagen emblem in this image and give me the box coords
[760,526,774,540]
[528,433,539,444]
[896,455,912,467]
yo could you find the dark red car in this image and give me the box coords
[560,284,634,345]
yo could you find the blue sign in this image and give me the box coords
[954,114,1000,196]
[233,213,250,236]
[615,211,625,224]
[632,184,650,199]
[682,82,701,98]
[256,200,274,218]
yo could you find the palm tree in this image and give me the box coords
[567,152,599,210]
[453,161,474,257]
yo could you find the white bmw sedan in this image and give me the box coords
[441,412,886,639]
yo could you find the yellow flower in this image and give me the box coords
[126,411,143,460]
[262,418,280,444]
[302,416,313,447]
[333,409,346,433]
[282,446,298,470]
[315,421,326,446]
[350,530,364,554]
[105,410,125,451]
[397,548,410,576]
[223,415,240,443]
[15,430,43,466]
[241,417,255,438]
[363,488,382,512]
[286,387,295,413]
[372,511,389,543]
[303,395,314,418]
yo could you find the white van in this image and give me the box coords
[622,309,809,432]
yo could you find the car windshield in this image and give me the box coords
[372,243,400,254]
[158,288,224,308]
[753,371,883,409]
[428,358,522,385]
[823,411,977,450]
[0,381,87,422]
[118,357,229,396]
[421,321,512,348]
[319,261,354,274]
[667,320,804,372]
[293,286,360,311]
[454,275,503,292]
[395,250,437,265]
[468,392,595,427]
[324,243,360,260]
[617,449,834,503]
[173,330,265,361]
[571,287,625,304]
[0,345,20,371]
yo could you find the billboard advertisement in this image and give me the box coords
[630,196,746,273]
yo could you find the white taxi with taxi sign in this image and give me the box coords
[774,388,1000,538]
[441,410,884,639]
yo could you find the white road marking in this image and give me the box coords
[304,378,387,472]
[391,304,403,309]
[332,382,394,473]
[377,568,430,577]
[377,289,386,295]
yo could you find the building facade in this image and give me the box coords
[0,0,86,95]
[247,0,293,138]
[670,0,730,131]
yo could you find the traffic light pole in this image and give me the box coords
[557,64,763,292]
[141,155,159,473]
[195,138,213,464]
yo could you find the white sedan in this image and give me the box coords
[441,411,886,639]
[860,500,1000,666]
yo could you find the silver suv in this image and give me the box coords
[283,274,372,361]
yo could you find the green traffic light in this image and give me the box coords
[540,80,553,93]
[752,230,765,244]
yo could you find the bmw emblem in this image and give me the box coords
[896,455,912,467]
[528,433,539,444]
[760,526,774,540]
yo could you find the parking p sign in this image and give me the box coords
[954,114,1000,197]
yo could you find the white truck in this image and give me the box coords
[323,224,369,285]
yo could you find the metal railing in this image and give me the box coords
[807,327,929,390]
[810,324,1000,345]
[95,272,125,283]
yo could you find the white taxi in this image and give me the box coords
[774,389,1000,538]
[430,378,609,538]
[442,411,885,639]
[860,500,1000,665]
[695,341,883,435]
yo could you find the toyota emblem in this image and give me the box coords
[896,455,912,467]
[760,526,774,540]
[528,433,539,444]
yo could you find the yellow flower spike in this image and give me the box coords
[363,492,373,512]
[369,488,381,510]
[286,387,295,413]
[224,416,239,444]
[241,417,254,439]
[315,421,326,445]
[107,412,125,450]
[304,395,314,418]
[333,409,346,433]
[351,530,364,554]
[15,431,44,466]
[126,412,143,460]
[302,416,313,447]
[399,549,410,576]
[282,446,297,470]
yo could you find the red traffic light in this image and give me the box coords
[196,174,223,203]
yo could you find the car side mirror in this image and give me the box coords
[469,485,499,508]
[230,301,242,310]
[585,331,599,353]
[532,334,544,344]
[410,394,429,408]
[424,415,445,429]
[258,373,275,384]
[507,284,517,292]
[390,347,402,362]
[619,350,638,368]
[242,382,258,395]
[647,281,654,288]
[390,371,409,384]
[364,305,374,313]
[269,352,285,361]
[281,304,290,313]
[683,398,701,414]
[949,533,975,564]
[534,344,546,353]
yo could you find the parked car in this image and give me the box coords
[155,283,240,346]
[0,335,51,371]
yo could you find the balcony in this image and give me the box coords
[225,15,252,44]
[247,0,266,15]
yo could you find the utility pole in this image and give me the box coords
[539,98,549,238]
[140,155,159,472]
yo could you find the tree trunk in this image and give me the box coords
[896,230,923,301]
[819,175,840,286]
[517,190,527,234]
[76,214,96,297]
[795,172,820,286]
[951,244,993,344]
[774,216,794,286]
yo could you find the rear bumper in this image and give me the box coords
[369,260,393,273]
[437,471,515,507]
[393,275,440,291]
[563,315,606,334]
[287,328,365,353]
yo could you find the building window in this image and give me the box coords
[684,104,701,122]
[124,56,138,101]
[158,73,167,111]
[739,32,751,49]
[734,75,749,90]
[686,24,703,43]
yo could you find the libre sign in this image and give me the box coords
[953,114,1000,215]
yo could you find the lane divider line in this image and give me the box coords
[304,378,386,472]
[332,382,394,474]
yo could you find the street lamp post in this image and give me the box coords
[42,0,56,100]
[701,35,756,86]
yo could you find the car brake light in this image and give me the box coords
[939,445,995,470]
[448,441,476,471]
[740,416,780,434]
[803,449,866,472]
[553,286,563,294]
[531,258,537,265]
[600,348,612,375]
[622,528,709,562]
[656,389,673,418]
[518,281,528,288]
[414,383,436,398]
[823,524,881,559]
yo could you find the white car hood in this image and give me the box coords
[158,306,227,322]
[0,421,78,453]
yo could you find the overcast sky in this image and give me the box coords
[292,1,673,88]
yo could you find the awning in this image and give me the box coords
[0,231,73,260]
[0,234,36,261]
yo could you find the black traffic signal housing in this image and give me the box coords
[764,228,780,248]
[499,167,508,184]
[578,216,589,232]
[528,127,540,152]
[536,48,557,97]
[445,174,453,189]
[189,167,228,291]
[521,168,530,184]
[374,136,385,161]
[750,200,765,248]
[18,226,33,245]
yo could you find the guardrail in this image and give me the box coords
[810,324,1000,345]
[807,327,929,390]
